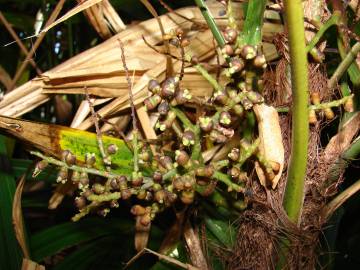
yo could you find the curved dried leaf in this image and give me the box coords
[253,104,284,189]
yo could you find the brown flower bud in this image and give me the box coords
[62,150,76,166]
[153,171,163,183]
[253,54,267,69]
[219,111,232,126]
[246,91,264,104]
[159,156,173,170]
[308,109,317,124]
[199,116,213,132]
[56,167,68,183]
[180,190,195,204]
[223,28,238,43]
[144,94,162,111]
[140,213,151,226]
[154,190,166,203]
[182,130,195,146]
[157,100,170,116]
[121,189,132,200]
[344,97,354,112]
[222,44,234,56]
[310,92,320,105]
[110,177,120,189]
[131,205,146,216]
[74,196,86,210]
[107,144,118,155]
[137,189,147,200]
[33,160,48,177]
[85,153,96,166]
[228,148,240,161]
[71,171,81,183]
[229,166,241,179]
[92,183,105,194]
[229,57,245,74]
[209,130,227,143]
[148,79,161,94]
[232,104,244,117]
[241,45,257,60]
[213,90,229,105]
[161,76,179,99]
[173,177,185,191]
[324,107,335,120]
[175,150,190,166]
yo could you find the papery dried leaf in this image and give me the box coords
[12,175,30,258]
[253,104,284,189]
[21,258,45,270]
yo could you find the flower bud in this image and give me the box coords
[140,213,151,226]
[310,92,320,105]
[219,111,232,126]
[173,177,184,191]
[110,200,119,208]
[107,144,118,155]
[131,205,146,216]
[110,177,120,189]
[199,116,213,132]
[228,148,240,161]
[148,79,161,94]
[324,107,335,120]
[157,100,170,116]
[209,130,227,143]
[56,167,68,184]
[33,160,48,177]
[161,76,179,99]
[180,190,195,204]
[232,104,244,117]
[92,183,105,194]
[241,45,257,60]
[229,57,245,74]
[344,97,354,112]
[222,44,234,56]
[253,54,267,69]
[223,28,238,43]
[159,156,173,170]
[308,109,317,124]
[97,208,110,217]
[71,171,81,183]
[74,196,86,210]
[153,171,163,183]
[85,153,96,166]
[213,90,229,105]
[175,150,190,166]
[154,190,166,203]
[228,166,241,179]
[182,130,195,146]
[62,150,76,166]
[144,94,162,111]
[246,91,264,104]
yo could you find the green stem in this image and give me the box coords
[282,0,309,224]
[237,0,267,46]
[31,151,122,179]
[212,171,244,193]
[194,0,226,47]
[328,42,360,89]
[194,63,223,92]
[306,12,340,53]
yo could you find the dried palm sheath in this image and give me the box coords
[0,1,282,122]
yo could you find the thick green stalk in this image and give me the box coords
[238,0,267,46]
[282,0,309,224]
[194,0,225,47]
